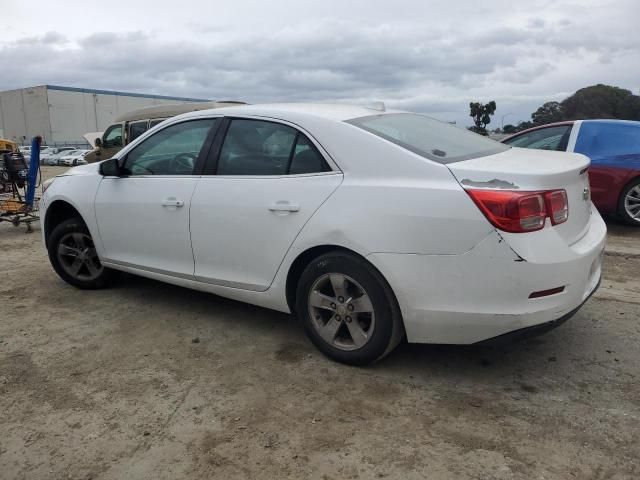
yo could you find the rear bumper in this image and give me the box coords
[367,209,606,344]
[476,276,600,346]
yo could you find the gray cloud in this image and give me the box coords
[1,0,639,126]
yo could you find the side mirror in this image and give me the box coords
[99,158,121,176]
[95,138,102,148]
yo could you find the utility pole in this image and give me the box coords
[501,112,514,129]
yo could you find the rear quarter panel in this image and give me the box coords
[588,155,640,213]
[284,121,494,257]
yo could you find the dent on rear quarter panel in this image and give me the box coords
[460,178,520,189]
[366,230,525,344]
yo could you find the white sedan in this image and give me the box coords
[59,149,90,166]
[40,103,606,364]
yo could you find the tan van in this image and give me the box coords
[85,100,245,162]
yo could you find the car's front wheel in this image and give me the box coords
[47,217,114,289]
[618,178,640,226]
[296,252,404,365]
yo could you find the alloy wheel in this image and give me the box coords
[308,273,375,351]
[56,232,103,281]
[624,184,640,222]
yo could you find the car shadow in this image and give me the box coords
[111,272,580,384]
[602,213,639,233]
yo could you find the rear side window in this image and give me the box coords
[346,113,509,164]
[575,122,640,158]
[289,135,330,174]
[217,119,330,175]
[149,118,167,128]
[129,121,149,142]
[503,125,572,151]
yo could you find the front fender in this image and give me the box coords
[41,174,104,255]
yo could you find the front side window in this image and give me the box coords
[123,119,216,176]
[503,125,572,151]
[103,124,124,149]
[217,119,330,175]
[129,121,149,142]
[346,113,509,164]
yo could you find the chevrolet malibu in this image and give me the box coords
[40,104,606,365]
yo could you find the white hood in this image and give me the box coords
[83,132,103,148]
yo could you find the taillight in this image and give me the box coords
[466,189,568,233]
[545,190,568,225]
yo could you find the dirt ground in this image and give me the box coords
[1,166,639,479]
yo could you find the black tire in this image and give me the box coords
[47,217,115,289]
[617,177,640,226]
[296,252,404,365]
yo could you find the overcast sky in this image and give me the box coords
[2,0,639,126]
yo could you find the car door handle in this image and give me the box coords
[161,198,184,207]
[269,201,300,212]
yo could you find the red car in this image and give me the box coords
[502,120,640,225]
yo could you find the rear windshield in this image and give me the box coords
[346,113,509,164]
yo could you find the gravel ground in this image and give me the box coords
[1,166,639,479]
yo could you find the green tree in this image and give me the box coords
[531,101,563,126]
[560,84,640,120]
[469,101,497,135]
[502,124,517,134]
[515,121,534,132]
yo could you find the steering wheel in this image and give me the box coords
[170,153,196,174]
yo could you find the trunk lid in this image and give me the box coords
[447,147,592,245]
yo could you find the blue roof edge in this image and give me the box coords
[45,84,210,102]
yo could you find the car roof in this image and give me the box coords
[502,121,574,141]
[503,119,640,142]
[176,103,404,123]
[114,100,247,122]
[581,119,640,127]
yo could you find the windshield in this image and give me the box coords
[346,113,509,164]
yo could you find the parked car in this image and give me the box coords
[502,120,640,225]
[19,145,55,164]
[45,150,72,166]
[40,147,77,165]
[17,146,31,163]
[85,100,246,163]
[41,104,605,365]
[38,147,57,162]
[59,150,90,166]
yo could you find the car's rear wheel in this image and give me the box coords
[47,217,114,289]
[618,178,640,226]
[296,252,404,365]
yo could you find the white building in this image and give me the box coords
[0,85,208,146]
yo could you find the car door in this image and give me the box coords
[190,117,342,291]
[97,123,127,160]
[94,118,219,277]
[572,121,640,212]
